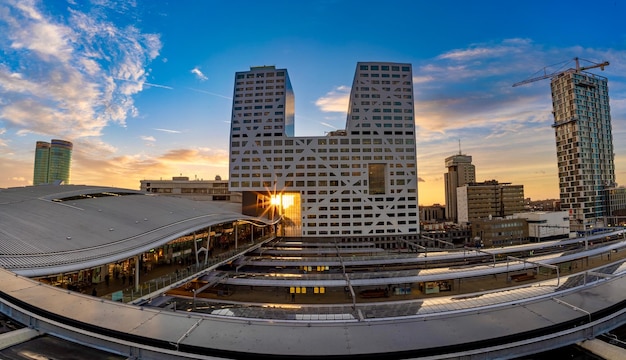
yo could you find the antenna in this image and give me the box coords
[458,139,462,155]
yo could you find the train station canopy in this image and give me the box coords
[0,185,265,277]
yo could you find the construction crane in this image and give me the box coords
[512,57,609,87]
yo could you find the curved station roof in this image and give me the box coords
[0,185,266,277]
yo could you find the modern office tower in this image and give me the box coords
[551,70,614,231]
[47,139,73,184]
[444,153,475,222]
[32,139,73,185]
[33,141,51,185]
[457,180,525,224]
[229,62,419,239]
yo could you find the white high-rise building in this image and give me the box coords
[551,69,615,231]
[229,62,419,240]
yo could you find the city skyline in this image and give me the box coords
[1,0,625,206]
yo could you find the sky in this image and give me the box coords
[1,0,625,206]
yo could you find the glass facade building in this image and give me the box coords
[32,139,73,185]
[33,141,51,186]
[229,63,419,239]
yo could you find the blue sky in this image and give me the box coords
[1,0,625,205]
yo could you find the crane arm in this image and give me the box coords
[512,58,609,87]
[512,73,555,87]
[579,61,609,72]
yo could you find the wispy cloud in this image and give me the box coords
[437,38,530,61]
[140,135,156,141]
[413,75,434,84]
[154,128,181,134]
[114,77,173,90]
[0,0,161,140]
[315,85,350,113]
[159,148,228,164]
[186,87,232,99]
[191,67,208,81]
[69,140,230,188]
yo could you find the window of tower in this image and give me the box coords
[369,163,386,195]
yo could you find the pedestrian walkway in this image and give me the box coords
[93,243,265,303]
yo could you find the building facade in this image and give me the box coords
[229,62,419,238]
[604,187,626,226]
[33,139,73,185]
[33,141,51,185]
[551,70,614,231]
[444,154,475,222]
[471,217,528,247]
[421,223,471,246]
[140,176,241,202]
[420,204,446,223]
[514,211,570,241]
[457,180,525,224]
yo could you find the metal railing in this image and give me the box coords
[103,235,275,303]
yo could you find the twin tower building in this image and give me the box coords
[33,139,73,186]
[228,62,420,241]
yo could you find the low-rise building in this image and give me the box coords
[514,211,570,242]
[420,204,446,223]
[471,216,528,247]
[140,176,241,202]
[457,180,525,224]
[421,223,471,247]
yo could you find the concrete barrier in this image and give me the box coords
[579,339,626,360]
[0,328,40,350]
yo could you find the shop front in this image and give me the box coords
[419,280,453,295]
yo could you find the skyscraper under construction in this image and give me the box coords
[550,64,614,231]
